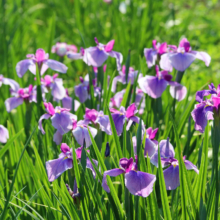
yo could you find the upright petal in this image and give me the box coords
[0,125,9,143]
[102,168,124,192]
[5,97,23,112]
[195,90,216,103]
[38,113,51,134]
[16,59,35,78]
[144,48,157,68]
[159,54,173,72]
[163,165,180,190]
[45,59,68,73]
[144,139,157,157]
[105,40,115,52]
[125,171,156,197]
[126,103,137,119]
[61,143,70,153]
[159,139,175,158]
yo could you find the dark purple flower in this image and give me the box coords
[151,138,199,190]
[144,40,167,68]
[46,144,98,182]
[5,84,37,112]
[52,42,77,57]
[0,125,9,143]
[160,38,211,72]
[16,48,68,78]
[102,157,156,197]
[105,142,110,157]
[138,65,187,101]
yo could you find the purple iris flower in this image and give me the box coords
[110,103,139,135]
[102,157,156,197]
[16,48,68,78]
[51,42,77,57]
[144,39,167,68]
[111,65,143,92]
[38,102,77,144]
[5,84,37,112]
[62,89,80,111]
[67,38,123,71]
[0,125,9,144]
[191,83,219,133]
[150,138,199,190]
[110,89,125,108]
[46,143,98,182]
[41,74,66,101]
[0,75,20,91]
[138,65,187,101]
[160,38,211,72]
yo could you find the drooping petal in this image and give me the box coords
[159,53,173,72]
[95,113,112,135]
[125,171,156,197]
[46,157,73,182]
[86,158,98,178]
[192,51,211,67]
[111,75,125,92]
[2,78,20,92]
[45,59,68,73]
[144,48,158,68]
[111,113,126,136]
[138,76,167,99]
[62,96,72,110]
[102,168,124,192]
[163,165,180,190]
[144,138,157,157]
[51,79,66,100]
[184,160,199,174]
[195,90,216,103]
[75,84,89,103]
[38,113,51,134]
[169,81,187,101]
[16,59,35,78]
[53,130,63,145]
[169,52,196,72]
[67,52,83,60]
[0,125,9,143]
[5,97,23,112]
[108,51,123,71]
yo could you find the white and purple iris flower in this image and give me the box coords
[0,125,9,144]
[110,103,139,136]
[67,38,123,71]
[160,38,211,72]
[150,138,199,190]
[111,65,143,92]
[102,157,156,197]
[46,143,98,182]
[52,42,77,57]
[138,65,187,101]
[191,83,219,133]
[5,84,37,112]
[38,102,77,144]
[144,39,167,68]
[0,75,20,91]
[16,48,68,78]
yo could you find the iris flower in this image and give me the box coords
[0,125,9,144]
[52,42,77,57]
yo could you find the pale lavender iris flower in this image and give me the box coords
[16,48,68,78]
[150,138,199,190]
[102,157,156,197]
[0,125,9,144]
[46,144,98,182]
[0,75,20,91]
[52,42,77,57]
[138,65,187,101]
[62,89,80,111]
[160,38,211,72]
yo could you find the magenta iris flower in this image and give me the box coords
[0,75,20,91]
[191,83,219,133]
[52,42,77,57]
[138,65,187,101]
[0,125,9,144]
[160,38,211,72]
[150,139,199,190]
[110,103,139,135]
[16,48,68,78]
[46,144,98,182]
[144,40,167,68]
[5,84,37,112]
[102,157,156,197]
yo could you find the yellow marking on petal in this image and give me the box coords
[173,164,177,168]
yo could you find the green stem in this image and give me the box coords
[175,71,184,83]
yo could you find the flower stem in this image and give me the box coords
[175,71,184,83]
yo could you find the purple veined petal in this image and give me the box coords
[184,160,199,174]
[195,90,216,103]
[163,165,180,190]
[51,112,73,135]
[144,48,158,68]
[46,156,73,182]
[144,138,157,157]
[108,50,123,71]
[150,152,171,168]
[159,139,175,158]
[111,75,126,92]
[126,116,140,131]
[40,63,49,75]
[62,96,72,110]
[111,90,125,108]
[125,171,156,197]
[83,47,108,67]
[86,158,98,178]
[169,52,196,72]
[0,125,9,143]
[191,104,214,133]
[53,130,63,145]
[67,52,83,60]
[95,113,112,135]
[169,82,187,101]
[38,113,51,134]
[75,84,89,103]
[138,75,168,99]
[111,113,126,136]
[45,59,68,74]
[2,78,20,92]
[51,79,66,100]
[28,62,37,75]
[159,53,173,72]
[16,59,35,77]
[191,51,211,67]
[5,97,24,112]
[102,168,124,192]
